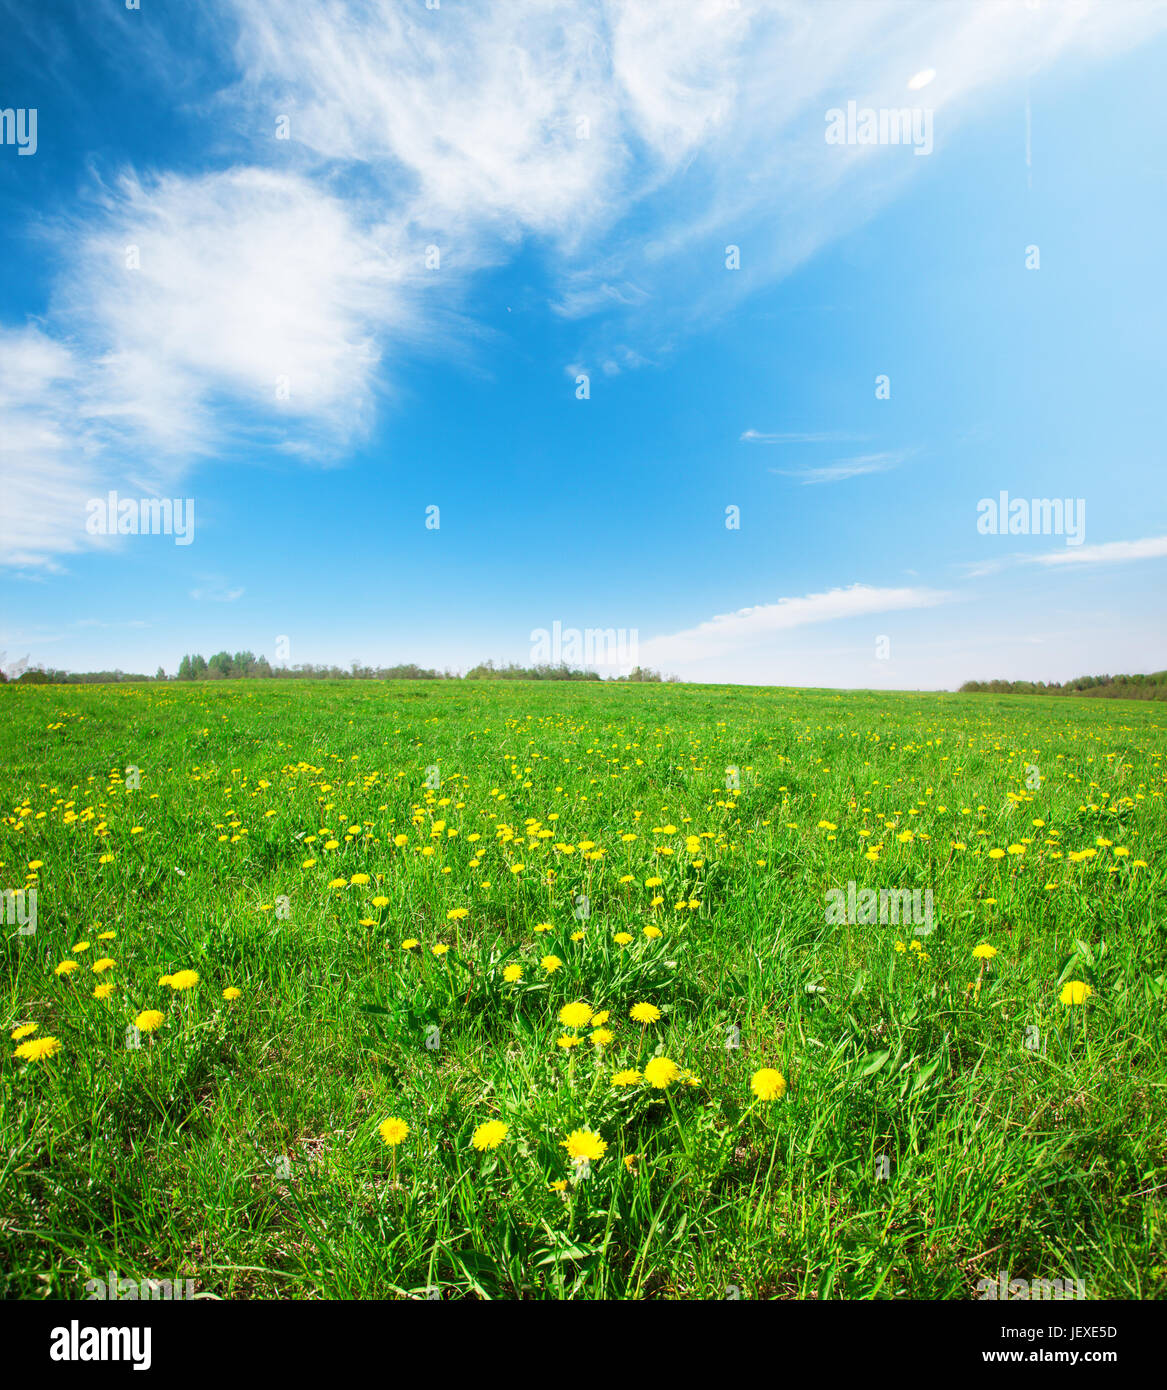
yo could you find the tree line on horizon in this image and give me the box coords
[1,651,678,684]
[958,671,1167,700]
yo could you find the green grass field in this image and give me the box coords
[2,679,1164,1300]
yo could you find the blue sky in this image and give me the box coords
[1,0,1165,688]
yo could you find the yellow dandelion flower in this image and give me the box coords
[222,987,241,1001]
[135,1010,165,1033]
[503,963,522,982]
[14,1036,62,1062]
[612,1069,642,1087]
[471,1120,509,1151]
[168,970,199,991]
[1059,980,1093,1006]
[972,944,997,959]
[379,1117,409,1146]
[630,1002,660,1024]
[93,983,114,1000]
[561,1128,607,1163]
[541,954,563,974]
[55,960,79,977]
[10,1023,38,1042]
[751,1068,786,1102]
[558,1001,593,1029]
[643,1056,680,1088]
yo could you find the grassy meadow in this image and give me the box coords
[1,678,1165,1300]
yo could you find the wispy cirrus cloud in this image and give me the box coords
[1029,535,1167,568]
[956,535,1167,579]
[189,579,245,603]
[639,583,952,667]
[741,429,866,445]
[770,450,913,485]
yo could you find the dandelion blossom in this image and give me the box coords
[135,1010,165,1033]
[558,1001,592,1029]
[612,1069,642,1087]
[14,1036,62,1062]
[751,1068,786,1102]
[379,1117,409,1147]
[471,1120,508,1151]
[972,944,997,960]
[562,1128,607,1164]
[1060,980,1093,1007]
[10,1023,38,1042]
[643,1057,680,1089]
[630,1002,660,1024]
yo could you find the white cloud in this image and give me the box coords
[742,429,865,445]
[0,327,106,569]
[52,167,410,461]
[770,450,911,485]
[1029,535,1167,568]
[639,583,952,667]
[189,580,245,602]
[3,169,421,566]
[957,535,1167,578]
